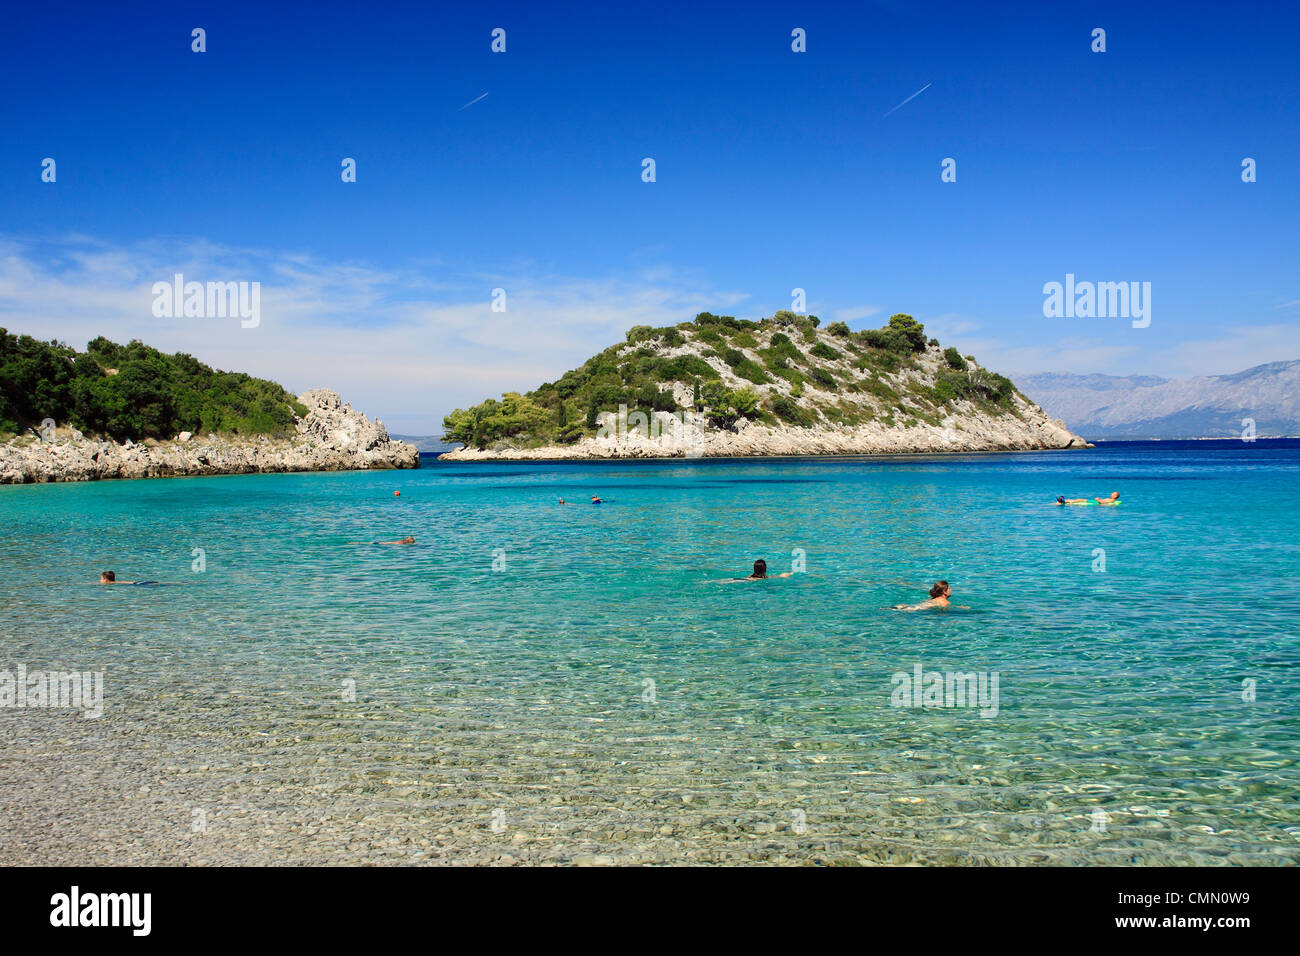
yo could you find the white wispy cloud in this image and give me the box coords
[1156,324,1300,377]
[832,305,882,325]
[916,313,981,339]
[6,235,1295,431]
[927,316,1299,380]
[0,235,748,433]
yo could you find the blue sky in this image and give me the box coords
[2,0,1297,432]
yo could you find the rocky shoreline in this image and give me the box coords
[0,389,418,484]
[440,396,1091,461]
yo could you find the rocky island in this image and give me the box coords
[0,331,417,483]
[441,311,1089,460]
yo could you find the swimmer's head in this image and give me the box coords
[400,536,414,544]
[1109,491,1120,500]
[929,580,950,598]
[100,571,115,584]
[752,559,768,578]
[394,490,401,497]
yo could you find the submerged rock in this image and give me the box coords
[0,389,418,484]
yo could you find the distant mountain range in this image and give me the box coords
[1019,360,1300,439]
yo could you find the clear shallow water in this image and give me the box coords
[1,443,1298,865]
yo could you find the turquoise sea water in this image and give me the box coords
[2,442,1298,864]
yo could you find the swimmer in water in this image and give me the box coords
[1095,491,1121,505]
[394,490,401,497]
[590,495,602,504]
[894,580,967,610]
[348,536,415,545]
[1056,496,1090,505]
[729,559,793,582]
[99,570,135,585]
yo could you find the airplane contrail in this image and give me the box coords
[882,82,931,118]
[457,91,489,111]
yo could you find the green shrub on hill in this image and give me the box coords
[693,326,726,348]
[770,394,815,427]
[770,366,806,389]
[852,313,928,354]
[0,330,306,441]
[807,367,838,391]
[694,312,759,332]
[932,368,1016,407]
[701,382,759,429]
[761,333,806,369]
[442,392,551,448]
[732,359,771,385]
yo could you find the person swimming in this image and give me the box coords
[348,536,415,545]
[98,571,163,585]
[894,580,966,610]
[1095,491,1121,505]
[394,490,401,497]
[731,559,793,582]
[590,495,602,504]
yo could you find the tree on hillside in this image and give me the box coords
[0,330,303,440]
[887,314,927,352]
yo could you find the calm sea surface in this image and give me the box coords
[1,441,1297,864]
